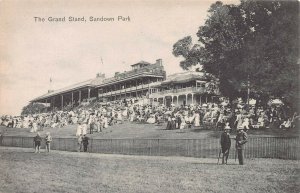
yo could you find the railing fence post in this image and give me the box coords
[58,138,61,151]
[90,138,93,153]
[158,139,160,156]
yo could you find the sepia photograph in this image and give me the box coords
[0,0,299,192]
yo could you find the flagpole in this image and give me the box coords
[49,77,53,93]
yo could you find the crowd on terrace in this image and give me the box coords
[1,96,299,135]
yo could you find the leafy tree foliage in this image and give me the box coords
[21,103,47,115]
[172,36,203,70]
[172,0,299,110]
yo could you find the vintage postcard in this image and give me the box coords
[0,0,299,192]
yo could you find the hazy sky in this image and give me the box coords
[0,0,239,115]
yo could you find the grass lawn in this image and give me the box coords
[1,122,299,139]
[0,146,299,193]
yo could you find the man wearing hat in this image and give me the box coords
[235,126,248,165]
[45,132,52,153]
[33,132,42,153]
[0,131,3,146]
[82,134,89,152]
[220,123,231,164]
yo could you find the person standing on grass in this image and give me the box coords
[33,132,42,153]
[0,131,3,146]
[77,134,83,152]
[220,124,231,164]
[82,134,89,152]
[235,127,248,165]
[76,121,82,137]
[45,132,52,153]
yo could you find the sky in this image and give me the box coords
[0,0,239,115]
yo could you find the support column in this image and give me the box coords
[185,94,188,105]
[135,80,138,98]
[71,92,74,106]
[88,88,91,100]
[191,94,194,104]
[171,95,174,103]
[61,95,64,110]
[52,97,54,112]
[176,96,179,106]
[200,96,202,106]
[79,90,81,103]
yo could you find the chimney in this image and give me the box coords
[156,59,162,66]
[96,73,105,79]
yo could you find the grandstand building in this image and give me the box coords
[31,59,219,110]
[149,71,219,107]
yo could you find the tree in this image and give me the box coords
[172,0,299,110]
[172,36,202,70]
[196,1,248,103]
[240,0,299,110]
[21,103,47,115]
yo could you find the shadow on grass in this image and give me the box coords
[190,162,218,165]
[191,162,239,166]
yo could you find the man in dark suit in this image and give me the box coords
[33,132,42,153]
[235,127,248,165]
[0,132,3,146]
[220,124,231,164]
[82,134,89,152]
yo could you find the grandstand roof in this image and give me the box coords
[31,79,94,102]
[31,59,163,102]
[91,77,104,86]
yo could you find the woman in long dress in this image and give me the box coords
[194,112,200,127]
[130,111,135,122]
[180,116,186,130]
[258,114,265,128]
[103,116,108,128]
[170,116,176,130]
[241,116,250,130]
[166,116,172,130]
[147,114,156,124]
[32,121,38,132]
[76,122,82,136]
[235,112,243,129]
[82,123,87,135]
[23,116,29,128]
[122,108,128,118]
[72,116,78,124]
[203,111,210,123]
[117,110,123,123]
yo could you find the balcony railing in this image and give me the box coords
[100,84,151,97]
[102,65,165,85]
[149,87,206,98]
[99,83,219,98]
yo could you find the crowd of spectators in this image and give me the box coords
[1,98,299,135]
